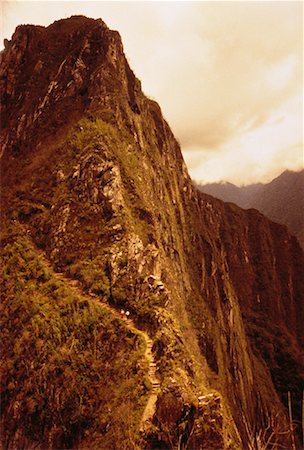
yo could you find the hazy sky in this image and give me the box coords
[1,1,303,184]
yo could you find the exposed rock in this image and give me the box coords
[1,15,303,450]
[188,393,225,450]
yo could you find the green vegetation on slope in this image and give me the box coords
[0,230,149,449]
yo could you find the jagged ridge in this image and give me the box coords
[1,16,304,449]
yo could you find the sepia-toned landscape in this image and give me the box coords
[1,4,303,450]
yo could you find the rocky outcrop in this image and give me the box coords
[188,393,225,450]
[1,16,303,449]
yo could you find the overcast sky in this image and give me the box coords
[1,1,303,184]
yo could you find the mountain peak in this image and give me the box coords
[1,17,304,449]
[0,16,130,159]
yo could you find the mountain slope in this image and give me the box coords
[196,181,263,208]
[250,170,304,249]
[198,170,304,249]
[1,16,304,449]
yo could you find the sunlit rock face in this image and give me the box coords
[1,16,304,449]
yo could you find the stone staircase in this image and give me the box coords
[140,338,160,432]
[145,339,160,392]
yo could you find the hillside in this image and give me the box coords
[1,16,304,449]
[198,170,304,249]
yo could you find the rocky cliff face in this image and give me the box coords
[198,170,304,250]
[1,16,304,449]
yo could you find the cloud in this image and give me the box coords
[1,1,302,183]
[184,92,303,184]
[141,2,303,152]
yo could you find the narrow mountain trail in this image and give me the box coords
[36,249,160,432]
[139,338,160,432]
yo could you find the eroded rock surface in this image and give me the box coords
[1,16,304,449]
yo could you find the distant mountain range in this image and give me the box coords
[197,170,304,249]
[1,16,304,449]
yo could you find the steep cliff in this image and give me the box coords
[1,16,304,449]
[198,170,304,250]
